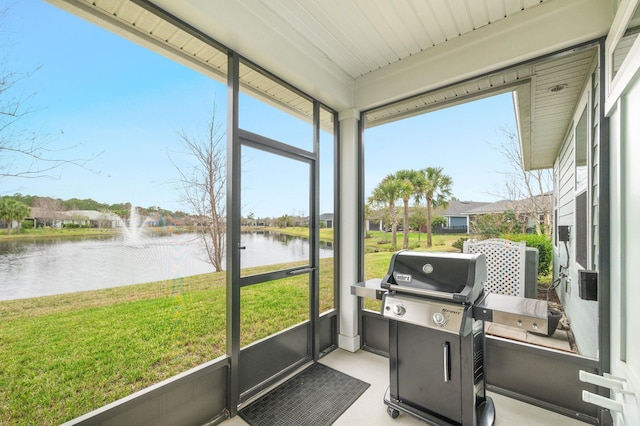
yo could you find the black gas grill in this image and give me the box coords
[381,251,496,425]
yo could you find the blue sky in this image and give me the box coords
[2,0,224,213]
[1,0,517,217]
[364,96,517,202]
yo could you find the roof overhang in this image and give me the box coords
[46,0,613,170]
[363,44,599,171]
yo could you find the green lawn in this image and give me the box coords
[0,227,118,240]
[364,230,464,253]
[0,226,201,241]
[256,226,466,253]
[0,229,466,425]
[0,273,223,424]
[0,259,335,426]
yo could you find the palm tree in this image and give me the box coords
[420,167,453,247]
[394,169,426,249]
[368,174,403,248]
[0,199,31,234]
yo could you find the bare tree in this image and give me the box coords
[172,108,226,271]
[1,6,99,182]
[97,209,112,229]
[493,129,553,236]
[32,197,62,227]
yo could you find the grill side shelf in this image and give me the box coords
[473,293,549,334]
[351,278,386,300]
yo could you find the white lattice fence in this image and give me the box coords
[463,238,526,297]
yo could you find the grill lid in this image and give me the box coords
[381,251,486,304]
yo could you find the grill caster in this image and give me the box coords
[387,407,400,419]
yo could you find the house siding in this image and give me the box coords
[557,132,575,228]
[591,69,600,271]
[554,63,600,359]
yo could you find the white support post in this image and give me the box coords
[338,108,361,352]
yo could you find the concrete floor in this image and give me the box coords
[223,348,590,426]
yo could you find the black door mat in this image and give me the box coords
[239,362,370,426]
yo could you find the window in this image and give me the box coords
[575,107,589,267]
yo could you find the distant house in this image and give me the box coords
[28,208,125,229]
[464,193,552,233]
[28,207,70,228]
[290,214,333,228]
[291,215,308,227]
[0,219,21,230]
[432,200,491,233]
[365,202,481,233]
[365,210,384,232]
[65,210,125,228]
[365,196,551,235]
[365,201,490,234]
[320,213,333,228]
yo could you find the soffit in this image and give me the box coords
[364,45,598,171]
[522,47,597,170]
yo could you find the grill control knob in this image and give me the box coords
[433,312,447,327]
[392,304,406,317]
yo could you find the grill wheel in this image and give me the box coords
[387,407,400,419]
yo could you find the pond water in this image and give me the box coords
[0,231,333,301]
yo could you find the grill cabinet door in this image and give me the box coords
[396,321,462,423]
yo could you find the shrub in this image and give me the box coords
[452,237,469,252]
[431,215,447,229]
[471,211,527,238]
[503,233,552,276]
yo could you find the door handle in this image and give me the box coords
[238,245,246,250]
[443,342,450,382]
[288,267,314,276]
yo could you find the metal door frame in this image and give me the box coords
[226,52,323,413]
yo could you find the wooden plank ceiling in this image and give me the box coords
[252,0,551,78]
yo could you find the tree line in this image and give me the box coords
[368,167,453,249]
[0,194,190,233]
[2,193,133,216]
